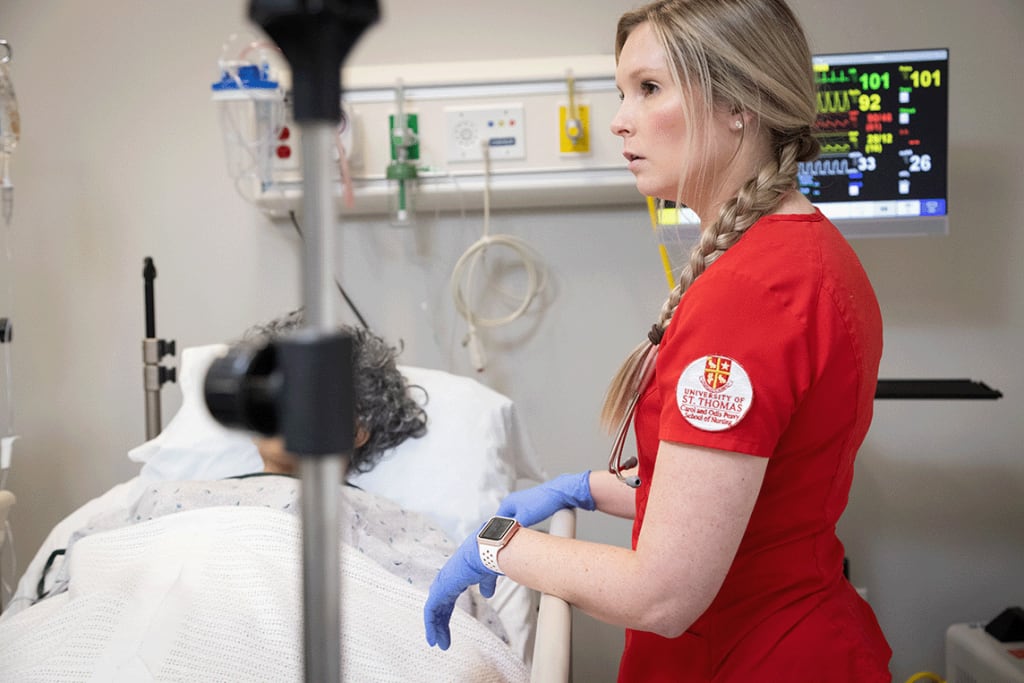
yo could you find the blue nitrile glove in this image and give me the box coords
[496,471,596,528]
[424,530,499,650]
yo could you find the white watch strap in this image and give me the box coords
[478,544,504,575]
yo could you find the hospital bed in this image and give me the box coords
[0,344,574,682]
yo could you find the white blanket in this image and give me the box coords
[0,507,529,683]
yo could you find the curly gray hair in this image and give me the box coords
[243,310,428,473]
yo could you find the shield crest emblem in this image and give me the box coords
[702,356,732,392]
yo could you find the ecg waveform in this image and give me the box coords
[816,69,855,85]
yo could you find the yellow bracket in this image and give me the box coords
[559,104,590,154]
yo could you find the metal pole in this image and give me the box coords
[300,124,336,332]
[142,345,162,440]
[298,455,343,683]
[244,6,379,680]
[298,122,344,683]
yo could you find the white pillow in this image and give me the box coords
[349,365,544,541]
[128,345,545,542]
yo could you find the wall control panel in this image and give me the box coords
[445,104,526,162]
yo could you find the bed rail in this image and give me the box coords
[530,507,576,683]
[0,490,13,615]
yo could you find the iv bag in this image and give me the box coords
[1,42,19,225]
[0,62,17,157]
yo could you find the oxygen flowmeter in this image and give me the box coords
[386,80,418,225]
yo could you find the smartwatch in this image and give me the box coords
[477,516,521,575]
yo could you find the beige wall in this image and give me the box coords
[1,1,1022,681]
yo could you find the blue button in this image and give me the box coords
[920,199,946,216]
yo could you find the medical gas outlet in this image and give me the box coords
[445,105,526,162]
[559,104,590,154]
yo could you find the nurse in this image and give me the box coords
[425,0,892,680]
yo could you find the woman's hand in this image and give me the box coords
[496,471,596,528]
[423,531,499,650]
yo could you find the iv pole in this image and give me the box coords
[247,3,378,682]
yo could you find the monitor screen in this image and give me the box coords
[804,48,949,236]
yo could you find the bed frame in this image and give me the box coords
[531,507,576,682]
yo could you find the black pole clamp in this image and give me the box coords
[204,330,354,457]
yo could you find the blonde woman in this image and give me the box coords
[425,1,891,679]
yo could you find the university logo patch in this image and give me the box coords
[676,355,753,431]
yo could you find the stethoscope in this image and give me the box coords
[606,344,658,489]
[607,391,642,488]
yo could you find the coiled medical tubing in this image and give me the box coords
[450,140,547,372]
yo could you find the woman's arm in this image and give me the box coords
[497,441,768,637]
[588,468,639,519]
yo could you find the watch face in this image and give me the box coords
[479,516,517,542]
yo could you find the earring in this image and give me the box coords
[734,120,743,130]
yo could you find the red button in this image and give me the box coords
[276,145,291,159]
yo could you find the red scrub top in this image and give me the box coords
[618,211,892,682]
